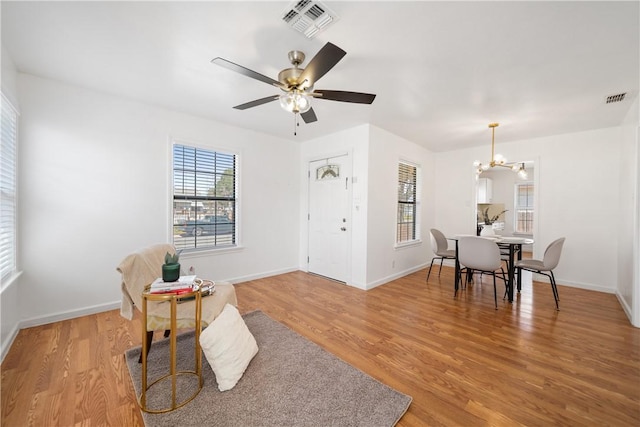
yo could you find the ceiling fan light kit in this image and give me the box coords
[279,91,312,114]
[475,123,527,179]
[211,41,376,135]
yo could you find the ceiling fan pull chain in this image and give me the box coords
[294,113,297,136]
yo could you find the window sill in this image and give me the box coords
[394,239,422,250]
[180,245,244,259]
[1,270,22,293]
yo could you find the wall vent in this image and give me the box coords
[281,0,339,39]
[606,93,626,104]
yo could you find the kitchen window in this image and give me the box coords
[514,182,534,234]
[172,143,237,251]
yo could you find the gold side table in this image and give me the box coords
[140,284,203,413]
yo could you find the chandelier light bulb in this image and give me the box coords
[517,163,528,179]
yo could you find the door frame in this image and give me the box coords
[471,156,540,257]
[304,150,353,284]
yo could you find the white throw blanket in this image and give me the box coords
[117,244,237,328]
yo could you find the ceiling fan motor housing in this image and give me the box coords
[278,67,313,92]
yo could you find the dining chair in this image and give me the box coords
[458,236,505,309]
[514,237,565,310]
[117,243,238,362]
[427,228,457,282]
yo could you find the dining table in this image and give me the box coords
[447,235,534,303]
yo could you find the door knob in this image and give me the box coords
[340,227,347,231]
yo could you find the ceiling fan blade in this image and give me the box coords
[300,108,318,124]
[313,90,376,104]
[233,95,279,110]
[212,57,284,88]
[298,42,346,87]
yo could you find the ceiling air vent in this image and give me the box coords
[606,93,626,104]
[281,0,339,39]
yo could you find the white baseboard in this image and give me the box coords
[227,266,299,285]
[615,291,638,327]
[19,301,121,330]
[9,266,626,332]
[551,278,616,294]
[365,263,429,290]
[16,266,298,330]
[1,323,19,363]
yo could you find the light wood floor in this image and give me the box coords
[2,267,639,426]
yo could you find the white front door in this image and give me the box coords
[308,155,351,282]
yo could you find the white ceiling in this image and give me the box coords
[2,1,638,152]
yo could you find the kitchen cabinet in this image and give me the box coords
[477,178,493,203]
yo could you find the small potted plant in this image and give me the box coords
[162,251,181,282]
[478,207,508,236]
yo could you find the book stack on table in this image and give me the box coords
[149,275,197,295]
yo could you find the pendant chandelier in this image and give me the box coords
[474,123,527,179]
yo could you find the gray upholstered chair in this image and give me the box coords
[427,229,457,282]
[515,237,565,310]
[458,236,505,309]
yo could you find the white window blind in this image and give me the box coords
[1,94,18,281]
[172,143,237,251]
[397,161,420,244]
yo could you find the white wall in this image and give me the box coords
[617,96,639,326]
[17,73,300,327]
[366,126,435,287]
[1,44,21,360]
[299,124,370,288]
[299,124,435,289]
[435,126,626,293]
[5,67,638,347]
[1,44,18,106]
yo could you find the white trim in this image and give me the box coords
[306,151,353,284]
[394,239,423,250]
[14,267,296,331]
[0,270,21,293]
[225,266,300,285]
[633,124,640,327]
[365,263,429,290]
[550,280,616,295]
[1,92,19,116]
[180,245,245,258]
[19,301,121,329]
[0,94,19,283]
[1,322,18,363]
[396,159,422,244]
[169,137,242,251]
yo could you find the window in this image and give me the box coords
[1,94,18,281]
[397,161,420,244]
[515,182,534,234]
[172,143,236,251]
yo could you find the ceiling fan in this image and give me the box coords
[211,42,376,126]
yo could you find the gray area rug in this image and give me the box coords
[125,310,412,426]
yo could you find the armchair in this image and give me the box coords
[117,243,237,361]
